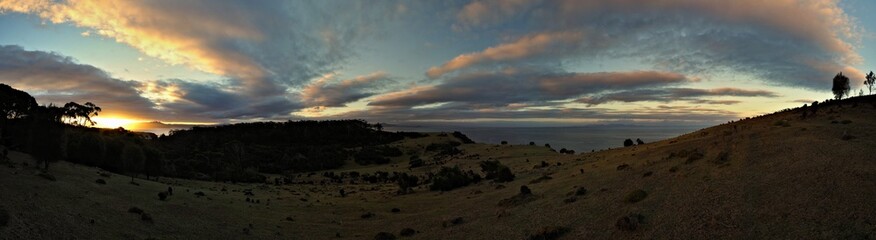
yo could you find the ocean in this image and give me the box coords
[141,124,708,153]
[384,125,709,152]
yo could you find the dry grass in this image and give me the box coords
[1,103,876,239]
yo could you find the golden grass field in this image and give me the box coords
[1,101,875,239]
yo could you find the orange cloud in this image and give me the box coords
[426,31,583,78]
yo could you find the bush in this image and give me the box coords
[408,156,424,168]
[479,160,515,183]
[396,173,419,194]
[355,147,392,165]
[399,228,416,236]
[140,213,153,222]
[528,226,569,240]
[361,212,375,219]
[500,141,508,145]
[95,179,106,184]
[625,189,648,203]
[128,207,144,214]
[520,185,532,195]
[0,207,8,228]
[529,141,535,145]
[430,166,479,191]
[373,232,396,240]
[616,213,645,231]
[158,192,168,201]
[623,139,634,147]
[574,187,588,196]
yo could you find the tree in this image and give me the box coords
[623,139,634,147]
[832,72,850,100]
[865,71,875,95]
[121,143,146,182]
[636,138,645,145]
[62,102,101,126]
[0,84,38,120]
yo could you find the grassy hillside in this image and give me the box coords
[1,97,875,239]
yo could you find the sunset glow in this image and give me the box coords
[92,117,141,130]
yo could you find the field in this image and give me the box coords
[1,99,876,239]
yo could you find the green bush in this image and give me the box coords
[430,166,479,191]
[528,226,569,240]
[625,189,648,203]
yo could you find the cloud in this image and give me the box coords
[300,71,391,108]
[426,31,583,78]
[332,103,740,125]
[450,0,863,89]
[577,87,779,105]
[372,69,690,108]
[454,0,540,30]
[0,45,303,121]
[0,45,162,119]
[0,0,399,95]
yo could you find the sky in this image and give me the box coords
[0,0,874,129]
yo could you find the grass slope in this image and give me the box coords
[1,98,875,239]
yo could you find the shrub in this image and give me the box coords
[396,173,419,194]
[479,160,515,183]
[355,148,391,165]
[574,187,588,196]
[399,228,416,236]
[623,139,634,147]
[140,213,153,222]
[0,207,8,228]
[529,175,552,184]
[374,232,396,240]
[500,141,508,145]
[773,120,790,127]
[361,212,375,219]
[625,189,648,203]
[841,119,852,124]
[408,156,424,168]
[430,166,478,191]
[528,226,569,240]
[636,138,645,145]
[520,185,532,195]
[128,207,144,214]
[529,142,535,146]
[615,213,645,231]
[391,208,401,213]
[95,179,106,184]
[158,192,168,201]
[443,217,464,227]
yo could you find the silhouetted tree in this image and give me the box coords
[122,143,146,182]
[62,102,101,126]
[832,72,850,100]
[0,84,38,120]
[623,139,634,147]
[636,138,645,145]
[865,71,875,95]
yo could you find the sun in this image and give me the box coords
[92,116,140,129]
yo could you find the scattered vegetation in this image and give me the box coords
[399,228,416,237]
[442,217,464,227]
[0,207,8,228]
[527,226,570,240]
[430,166,480,191]
[479,160,515,183]
[625,189,648,203]
[373,232,396,240]
[615,213,645,231]
[575,187,588,196]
